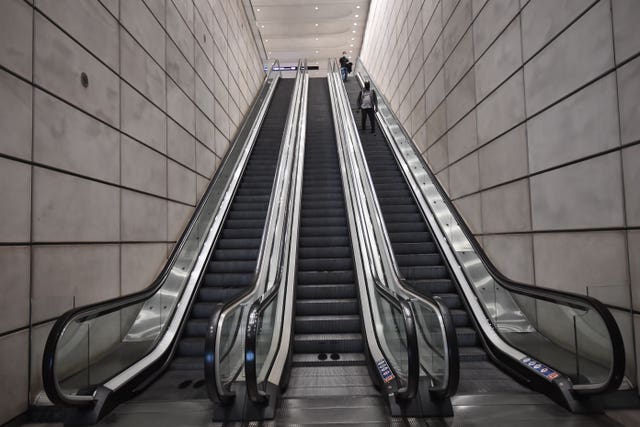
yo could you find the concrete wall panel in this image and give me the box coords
[34,90,120,184]
[32,245,119,322]
[0,71,32,161]
[523,1,614,115]
[0,158,31,243]
[527,74,619,173]
[0,247,30,333]
[0,0,32,78]
[531,153,624,230]
[34,14,119,127]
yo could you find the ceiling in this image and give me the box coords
[251,0,371,76]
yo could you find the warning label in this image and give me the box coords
[376,359,395,383]
[521,357,560,381]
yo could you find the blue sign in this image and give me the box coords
[376,359,395,383]
[520,357,559,380]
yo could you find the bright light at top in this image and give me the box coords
[315,23,319,26]
[352,30,356,33]
[355,14,359,18]
[314,5,319,10]
[353,22,357,26]
[256,8,260,11]
[356,5,360,8]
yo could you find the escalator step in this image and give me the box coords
[385,222,427,233]
[299,246,351,259]
[450,309,469,327]
[216,238,261,249]
[177,337,204,357]
[388,231,432,243]
[213,248,260,261]
[299,258,353,271]
[185,318,208,337]
[395,253,443,266]
[296,284,357,300]
[432,293,461,309]
[456,327,480,347]
[172,356,201,370]
[296,299,359,316]
[203,272,253,287]
[391,242,438,254]
[295,315,361,334]
[459,346,487,362]
[301,216,347,227]
[197,286,244,302]
[300,235,350,247]
[291,352,365,367]
[298,270,354,285]
[221,228,264,239]
[410,279,455,294]
[293,333,364,354]
[400,265,449,280]
[208,260,257,274]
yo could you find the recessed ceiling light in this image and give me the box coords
[256,8,260,11]
[351,37,355,40]
[315,50,319,53]
[315,23,319,26]
[261,25,264,28]
[355,14,359,18]
[356,5,360,9]
[315,37,319,40]
[352,30,356,33]
[350,44,354,47]
[265,39,269,42]
[353,22,357,26]
[349,50,352,53]
[314,5,319,10]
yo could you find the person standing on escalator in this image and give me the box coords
[339,51,351,82]
[357,81,378,134]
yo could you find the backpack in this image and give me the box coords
[361,90,373,109]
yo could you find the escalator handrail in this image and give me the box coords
[208,60,307,403]
[42,60,282,408]
[243,59,309,404]
[328,61,421,401]
[355,60,625,395]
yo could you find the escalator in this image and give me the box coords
[341,64,627,422]
[120,78,296,404]
[278,77,387,422]
[342,79,527,397]
[39,70,296,423]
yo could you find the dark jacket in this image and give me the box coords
[357,89,378,110]
[339,55,349,68]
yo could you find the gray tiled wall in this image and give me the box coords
[0,0,264,423]
[360,0,640,390]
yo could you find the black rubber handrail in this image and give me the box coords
[430,297,459,398]
[374,283,420,400]
[355,60,625,396]
[244,289,279,404]
[42,62,281,408]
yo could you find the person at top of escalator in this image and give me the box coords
[339,51,351,82]
[357,81,378,135]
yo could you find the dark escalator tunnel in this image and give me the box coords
[342,78,532,398]
[108,78,295,404]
